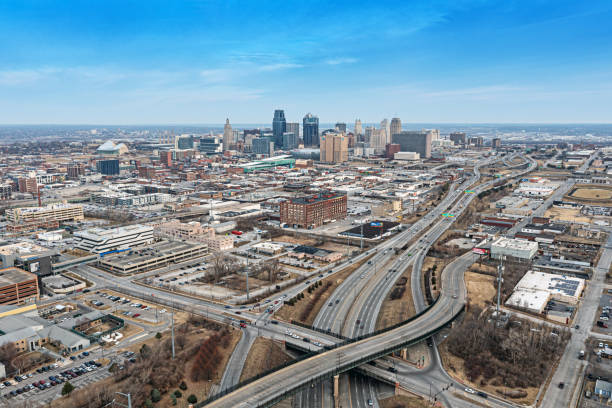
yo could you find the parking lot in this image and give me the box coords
[593,291,612,334]
[83,290,168,324]
[0,357,109,407]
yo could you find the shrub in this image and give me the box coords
[151,388,161,402]
[145,399,153,408]
[187,394,197,403]
[61,381,74,395]
[179,381,187,390]
[171,395,177,406]
[174,390,182,398]
[155,332,162,339]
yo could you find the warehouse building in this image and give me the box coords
[74,224,155,253]
[491,237,538,261]
[0,267,39,305]
[280,191,347,229]
[505,270,585,314]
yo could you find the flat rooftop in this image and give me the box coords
[289,192,345,205]
[0,242,49,256]
[101,240,204,267]
[76,224,152,239]
[0,267,36,286]
[12,203,81,214]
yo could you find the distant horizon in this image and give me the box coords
[2,122,612,127]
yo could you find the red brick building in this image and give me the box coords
[0,267,39,305]
[280,191,347,229]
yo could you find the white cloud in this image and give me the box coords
[325,57,358,66]
[258,63,303,72]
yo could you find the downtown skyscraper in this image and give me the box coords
[303,113,319,146]
[273,109,287,148]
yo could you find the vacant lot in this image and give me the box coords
[465,271,496,308]
[571,187,612,200]
[379,395,431,408]
[544,207,591,223]
[376,266,415,330]
[239,338,293,381]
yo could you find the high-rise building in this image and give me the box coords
[160,151,172,167]
[199,136,223,154]
[449,132,467,145]
[273,110,287,147]
[252,137,275,156]
[286,122,300,142]
[386,143,401,159]
[370,128,387,150]
[303,113,320,146]
[96,159,120,175]
[175,134,194,150]
[469,136,484,147]
[320,133,348,163]
[380,119,390,144]
[364,126,375,144]
[0,184,11,200]
[223,119,233,151]
[390,118,402,139]
[233,129,242,143]
[492,138,502,148]
[354,119,363,137]
[335,122,347,134]
[282,132,298,150]
[392,131,433,158]
[66,163,85,179]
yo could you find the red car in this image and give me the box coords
[239,322,246,328]
[132,313,141,318]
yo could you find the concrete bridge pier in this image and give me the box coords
[333,375,339,408]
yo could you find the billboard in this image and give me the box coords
[370,222,383,227]
[472,247,488,255]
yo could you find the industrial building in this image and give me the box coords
[280,191,347,229]
[491,237,538,260]
[97,240,208,275]
[73,224,155,253]
[6,203,84,224]
[0,267,39,305]
[505,270,585,314]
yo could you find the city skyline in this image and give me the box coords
[1,1,611,124]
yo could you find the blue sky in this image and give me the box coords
[0,0,611,124]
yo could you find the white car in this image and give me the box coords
[465,388,475,394]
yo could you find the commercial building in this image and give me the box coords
[492,138,502,148]
[394,151,420,161]
[491,237,538,260]
[154,219,234,251]
[18,177,37,193]
[280,191,347,229]
[6,203,84,224]
[354,119,362,137]
[223,119,233,151]
[390,118,402,138]
[0,184,11,200]
[392,130,433,158]
[66,163,85,179]
[97,159,120,175]
[286,122,300,142]
[97,240,208,275]
[73,224,155,253]
[385,143,401,159]
[335,122,347,134]
[175,134,195,150]
[449,132,467,145]
[505,270,585,314]
[320,133,348,163]
[303,113,320,146]
[160,150,172,167]
[0,267,39,305]
[0,242,57,278]
[273,109,287,147]
[282,132,298,150]
[253,137,275,156]
[199,136,223,154]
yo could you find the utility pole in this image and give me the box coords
[171,303,175,359]
[245,254,250,300]
[115,392,132,408]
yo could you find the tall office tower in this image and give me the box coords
[286,122,300,142]
[390,117,402,139]
[320,133,348,163]
[392,130,433,159]
[233,129,242,143]
[354,119,363,137]
[492,138,502,148]
[303,113,320,146]
[364,126,375,144]
[223,118,232,151]
[252,137,274,157]
[335,122,347,134]
[380,118,390,144]
[430,129,440,140]
[449,132,467,145]
[175,134,194,150]
[96,159,120,175]
[282,132,298,150]
[370,129,387,150]
[273,109,287,147]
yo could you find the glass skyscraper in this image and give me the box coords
[303,113,319,146]
[272,109,286,148]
